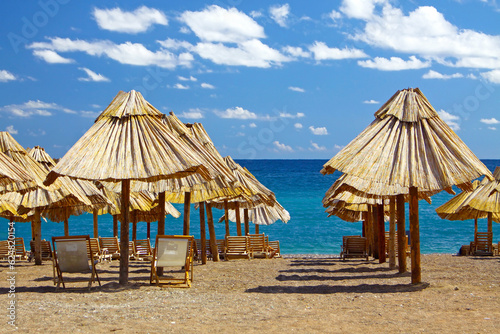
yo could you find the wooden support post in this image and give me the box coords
[235,202,242,236]
[487,212,493,234]
[362,212,367,238]
[389,197,396,269]
[33,208,42,265]
[93,208,99,238]
[206,203,219,262]
[157,191,166,276]
[377,203,386,264]
[409,186,421,284]
[147,223,151,240]
[31,221,35,240]
[119,180,130,285]
[132,212,137,242]
[366,206,373,256]
[372,205,379,259]
[199,202,207,264]
[396,194,407,273]
[474,218,478,246]
[244,209,249,236]
[183,192,191,235]
[224,200,230,237]
[64,218,69,236]
[113,215,118,237]
[255,224,259,234]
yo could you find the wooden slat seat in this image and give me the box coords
[216,239,226,260]
[473,232,493,256]
[225,236,252,260]
[15,237,28,260]
[134,239,153,261]
[247,234,270,258]
[0,240,10,260]
[385,232,410,257]
[29,240,53,261]
[150,235,194,287]
[341,236,368,261]
[98,237,120,260]
[267,239,281,258]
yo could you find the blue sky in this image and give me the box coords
[1,0,500,160]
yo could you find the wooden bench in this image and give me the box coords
[225,236,252,260]
[341,236,368,261]
[473,232,493,256]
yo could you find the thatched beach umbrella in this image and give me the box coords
[321,88,492,283]
[44,90,212,284]
[0,150,33,191]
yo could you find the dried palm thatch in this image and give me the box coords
[220,201,290,226]
[208,156,276,210]
[321,88,493,196]
[28,146,56,171]
[0,150,34,193]
[45,90,212,186]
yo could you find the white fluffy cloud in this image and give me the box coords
[422,70,463,79]
[180,6,265,43]
[0,100,78,117]
[280,112,305,118]
[178,109,204,119]
[214,107,257,119]
[93,6,167,33]
[78,68,110,82]
[178,75,197,81]
[358,56,431,71]
[309,126,328,135]
[0,70,16,82]
[481,69,500,84]
[288,86,305,93]
[282,46,311,58]
[201,82,215,89]
[270,4,290,28]
[33,50,74,64]
[6,125,18,134]
[273,140,294,152]
[480,118,500,125]
[363,99,379,104]
[294,123,303,129]
[173,83,189,90]
[437,109,460,131]
[309,41,367,61]
[309,141,326,151]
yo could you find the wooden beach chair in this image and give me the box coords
[99,237,120,260]
[341,236,369,261]
[194,239,212,262]
[29,239,53,262]
[150,235,194,288]
[473,232,493,256]
[134,239,153,261]
[0,240,9,260]
[52,235,101,290]
[225,235,252,260]
[15,237,28,261]
[267,239,281,258]
[87,238,111,263]
[247,234,270,258]
[340,235,360,260]
[216,239,226,260]
[385,232,410,257]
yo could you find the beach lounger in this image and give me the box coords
[29,239,53,262]
[248,234,270,258]
[0,240,10,260]
[473,232,493,256]
[194,238,211,262]
[134,239,153,261]
[52,235,101,290]
[87,237,111,263]
[267,239,281,258]
[99,236,120,260]
[150,235,194,288]
[225,235,252,260]
[15,237,28,261]
[385,232,410,257]
[340,235,360,260]
[341,236,368,261]
[216,239,226,260]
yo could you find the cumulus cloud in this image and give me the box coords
[173,83,189,89]
[178,109,204,119]
[178,75,197,81]
[309,141,326,151]
[329,10,342,21]
[214,106,257,119]
[180,6,265,43]
[0,70,16,82]
[309,41,367,61]
[282,46,311,58]
[288,86,305,93]
[201,82,215,89]
[6,125,18,135]
[358,56,431,71]
[422,70,463,79]
[33,50,74,64]
[437,109,460,131]
[28,37,194,69]
[280,112,305,118]
[309,125,328,135]
[488,127,497,130]
[249,123,257,128]
[0,100,78,117]
[270,4,290,28]
[480,69,500,84]
[273,140,294,152]
[78,68,110,82]
[93,6,167,33]
[480,118,500,125]
[363,99,379,104]
[294,123,303,129]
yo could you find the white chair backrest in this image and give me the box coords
[56,239,89,272]
[156,238,189,267]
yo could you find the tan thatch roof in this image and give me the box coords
[44,90,212,186]
[436,168,500,222]
[321,88,492,196]
[208,156,275,210]
[28,146,56,171]
[220,202,290,226]
[0,150,34,192]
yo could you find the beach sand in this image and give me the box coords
[1,254,499,333]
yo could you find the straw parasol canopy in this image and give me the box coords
[43,90,214,284]
[220,202,290,226]
[320,88,492,284]
[0,150,34,192]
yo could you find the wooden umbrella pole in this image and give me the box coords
[31,221,35,240]
[487,212,492,234]
[362,212,366,238]
[409,186,421,284]
[396,194,407,273]
[113,215,118,237]
[132,212,137,241]
[206,203,219,262]
[64,218,69,236]
[147,223,151,240]
[183,192,191,235]
[93,208,99,238]
[33,208,42,265]
[235,202,242,236]
[119,180,130,285]
[255,224,259,234]
[157,191,166,276]
[366,205,373,256]
[474,217,478,246]
[377,203,386,264]
[389,197,396,269]
[199,202,207,264]
[244,209,249,236]
[224,200,230,237]
[372,205,379,259]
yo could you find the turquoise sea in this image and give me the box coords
[2,159,499,255]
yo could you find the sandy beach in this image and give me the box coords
[1,254,499,333]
